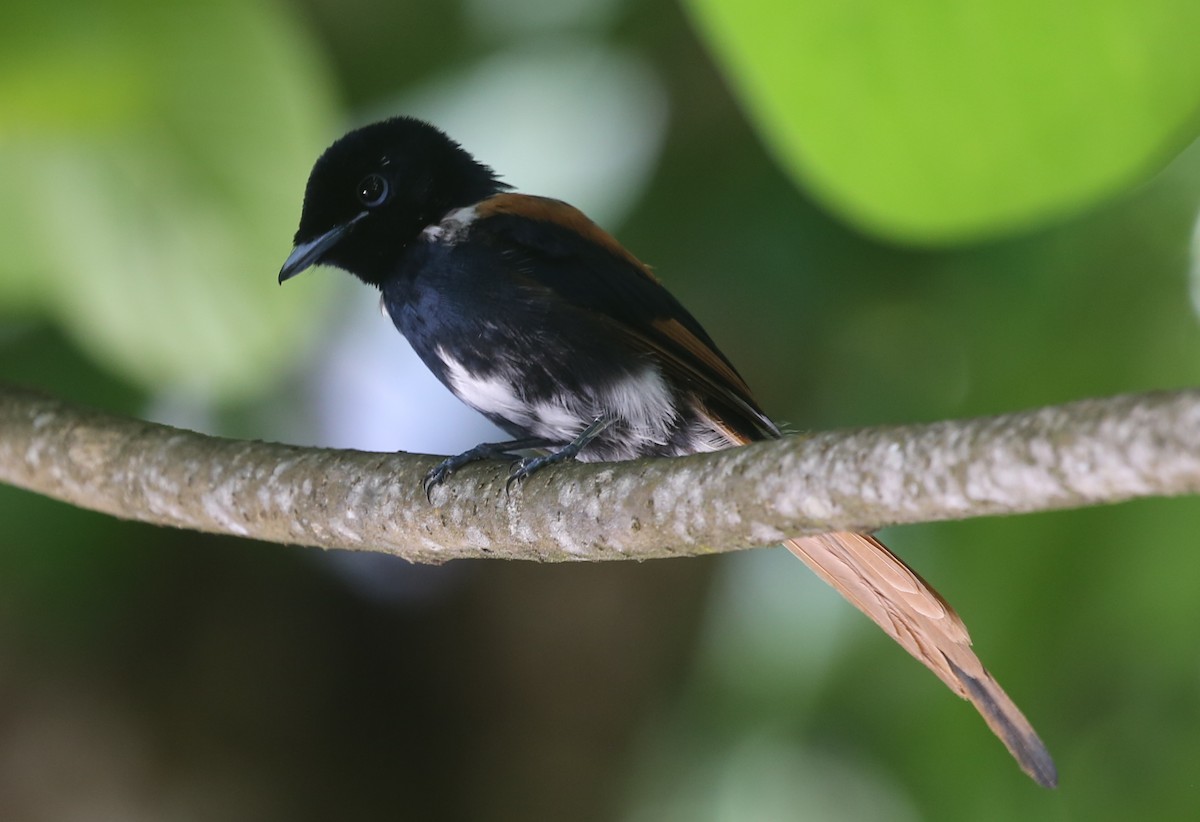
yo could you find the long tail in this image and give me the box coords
[785,531,1057,788]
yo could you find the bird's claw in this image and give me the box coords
[504,455,552,493]
[425,427,604,498]
[424,444,527,501]
[422,460,456,501]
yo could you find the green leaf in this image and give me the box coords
[0,0,339,400]
[685,0,1200,244]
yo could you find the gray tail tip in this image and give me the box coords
[1021,744,1059,790]
[948,659,1058,789]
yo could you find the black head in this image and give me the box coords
[279,116,504,287]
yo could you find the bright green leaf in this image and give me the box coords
[685,0,1200,244]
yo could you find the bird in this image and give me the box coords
[278,115,1057,788]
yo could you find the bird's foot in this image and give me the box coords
[503,416,615,493]
[422,437,555,501]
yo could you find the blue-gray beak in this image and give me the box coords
[278,212,367,283]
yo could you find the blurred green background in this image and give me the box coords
[3,0,1200,819]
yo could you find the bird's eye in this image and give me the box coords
[357,174,390,208]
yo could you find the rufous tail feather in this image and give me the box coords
[784,532,1056,787]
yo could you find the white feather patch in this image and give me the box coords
[421,205,479,245]
[436,346,678,458]
[438,350,530,425]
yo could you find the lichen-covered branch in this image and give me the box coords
[1,384,1198,563]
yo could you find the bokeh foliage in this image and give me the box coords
[0,0,337,400]
[686,0,1200,243]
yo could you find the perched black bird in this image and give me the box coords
[279,116,1056,787]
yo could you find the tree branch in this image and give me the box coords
[1,384,1197,563]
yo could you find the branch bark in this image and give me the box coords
[1,384,1197,563]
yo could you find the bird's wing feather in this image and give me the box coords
[473,194,776,440]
